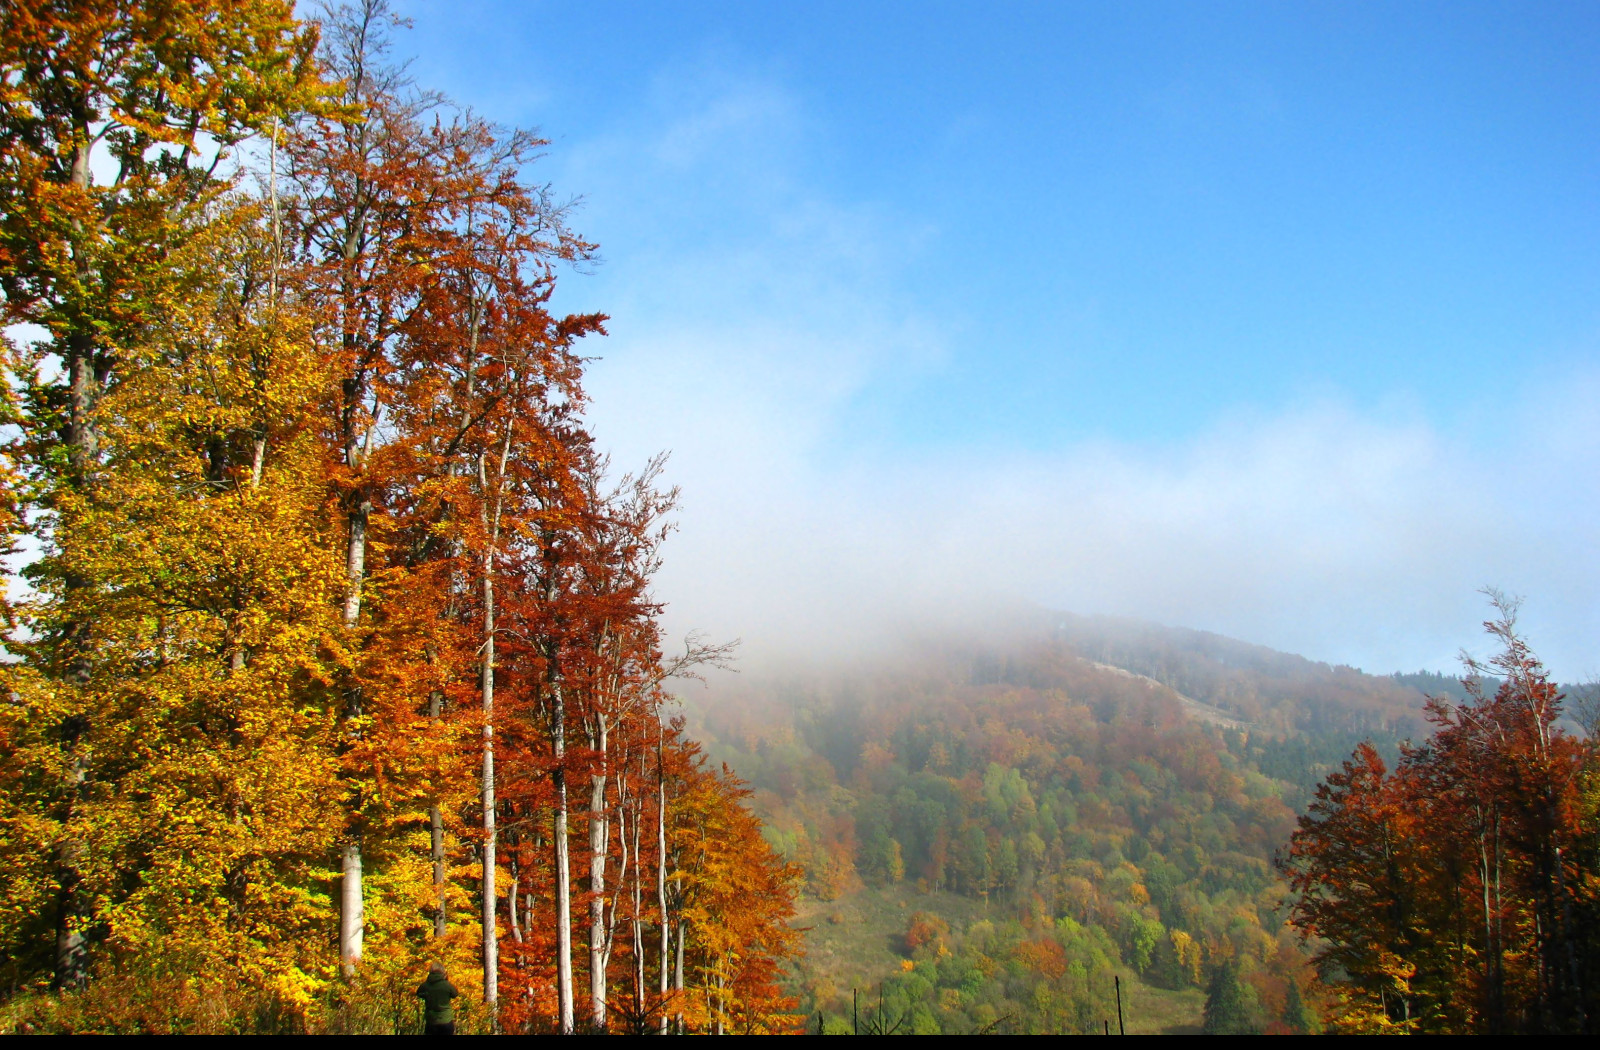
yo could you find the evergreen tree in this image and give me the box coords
[1202,962,1260,1035]
[1283,978,1318,1034]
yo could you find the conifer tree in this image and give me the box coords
[1202,961,1260,1035]
[1283,978,1318,1034]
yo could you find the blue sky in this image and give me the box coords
[396,1,1599,676]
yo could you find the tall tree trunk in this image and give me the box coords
[430,691,447,937]
[51,136,99,991]
[343,501,368,628]
[65,333,102,478]
[339,499,369,976]
[673,906,685,1035]
[628,758,646,1020]
[508,860,523,943]
[479,442,503,1021]
[51,797,87,991]
[1494,815,1504,1022]
[1478,815,1497,1026]
[588,714,610,1029]
[339,839,363,977]
[480,550,498,1016]
[657,726,671,1035]
[553,677,575,1034]
[430,801,447,937]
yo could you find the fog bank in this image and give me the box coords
[547,66,1600,680]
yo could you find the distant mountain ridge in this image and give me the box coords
[679,610,1585,1033]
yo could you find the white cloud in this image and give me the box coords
[552,65,1600,680]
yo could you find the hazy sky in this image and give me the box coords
[395,0,1599,677]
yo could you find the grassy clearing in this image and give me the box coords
[1118,975,1205,1035]
[792,885,986,998]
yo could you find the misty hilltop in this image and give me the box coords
[689,609,1439,745]
[1044,612,1432,735]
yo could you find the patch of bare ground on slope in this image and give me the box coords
[1083,658,1254,730]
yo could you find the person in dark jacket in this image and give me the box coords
[417,962,460,1035]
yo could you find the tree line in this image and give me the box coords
[0,0,798,1034]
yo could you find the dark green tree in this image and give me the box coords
[1283,978,1319,1034]
[1202,962,1261,1035]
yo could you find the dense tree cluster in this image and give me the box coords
[691,639,1328,1033]
[833,912,1128,1035]
[1285,596,1600,1034]
[0,0,797,1034]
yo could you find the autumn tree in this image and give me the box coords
[0,0,324,992]
[277,0,594,987]
[279,0,445,974]
[0,3,803,1033]
[1286,594,1597,1034]
[29,198,346,1004]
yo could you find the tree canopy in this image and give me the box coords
[0,0,798,1034]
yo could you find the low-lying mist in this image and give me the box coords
[590,353,1599,681]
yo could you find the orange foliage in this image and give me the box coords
[1013,939,1068,981]
[0,1,803,1033]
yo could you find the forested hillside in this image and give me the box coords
[685,621,1436,1034]
[1049,614,1426,735]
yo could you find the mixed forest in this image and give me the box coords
[689,609,1600,1035]
[0,0,797,1034]
[4,0,1600,1039]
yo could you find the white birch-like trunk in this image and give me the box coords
[339,503,368,976]
[673,909,685,1035]
[339,839,364,976]
[480,554,498,1014]
[588,714,610,1029]
[508,864,523,943]
[554,679,575,1034]
[478,432,509,1021]
[629,753,646,1017]
[657,726,671,1035]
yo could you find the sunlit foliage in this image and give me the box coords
[0,0,799,1034]
[1286,595,1599,1034]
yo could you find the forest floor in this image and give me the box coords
[790,885,1205,1034]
